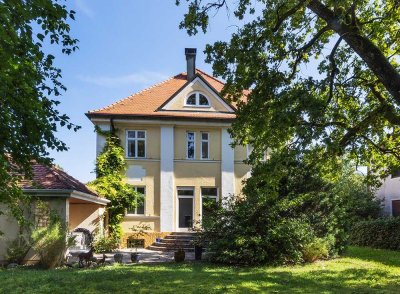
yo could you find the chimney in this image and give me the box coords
[185,48,197,81]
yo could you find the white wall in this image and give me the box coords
[221,128,235,206]
[375,176,400,215]
[96,124,111,156]
[160,126,174,231]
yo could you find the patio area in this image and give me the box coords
[67,248,196,266]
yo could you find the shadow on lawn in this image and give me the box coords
[344,246,400,268]
[2,262,400,293]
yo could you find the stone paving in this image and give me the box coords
[67,248,196,265]
[95,248,195,264]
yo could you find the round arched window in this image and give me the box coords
[185,92,210,107]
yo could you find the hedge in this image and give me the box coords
[349,217,400,250]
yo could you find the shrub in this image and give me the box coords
[198,150,355,265]
[349,217,400,250]
[302,237,332,263]
[93,235,119,253]
[31,209,75,269]
[5,235,30,264]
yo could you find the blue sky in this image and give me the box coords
[47,0,241,182]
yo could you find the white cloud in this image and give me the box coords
[77,71,170,88]
[75,0,94,18]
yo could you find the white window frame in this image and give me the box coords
[186,131,196,160]
[126,186,146,215]
[201,132,210,160]
[184,92,210,108]
[246,144,253,159]
[200,187,219,220]
[126,130,147,159]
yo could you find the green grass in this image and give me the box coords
[1,246,400,293]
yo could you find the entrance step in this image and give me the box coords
[148,232,196,252]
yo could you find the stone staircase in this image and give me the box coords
[148,232,196,252]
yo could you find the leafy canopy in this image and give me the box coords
[177,0,400,178]
[0,1,78,216]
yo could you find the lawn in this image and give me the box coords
[1,246,400,293]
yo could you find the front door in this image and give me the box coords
[177,187,194,231]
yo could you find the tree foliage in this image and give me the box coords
[177,0,400,178]
[199,149,380,265]
[88,128,138,241]
[0,0,78,216]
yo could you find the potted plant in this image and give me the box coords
[190,222,205,261]
[129,224,150,263]
[174,248,186,262]
[173,240,186,262]
[193,238,203,261]
[114,253,123,263]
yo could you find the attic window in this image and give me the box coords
[185,92,210,107]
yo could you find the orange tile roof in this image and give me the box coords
[86,69,248,121]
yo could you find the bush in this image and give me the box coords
[349,217,400,250]
[31,210,75,269]
[302,237,332,263]
[93,235,119,253]
[5,235,30,264]
[198,150,358,265]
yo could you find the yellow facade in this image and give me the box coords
[104,119,251,238]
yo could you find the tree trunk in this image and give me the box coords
[307,0,400,104]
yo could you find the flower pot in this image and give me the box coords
[114,253,123,263]
[130,253,139,263]
[194,245,203,261]
[174,250,185,262]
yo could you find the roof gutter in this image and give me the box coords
[23,189,110,205]
[85,113,235,123]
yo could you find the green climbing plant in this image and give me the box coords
[88,126,138,241]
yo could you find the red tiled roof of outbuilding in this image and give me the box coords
[19,162,97,196]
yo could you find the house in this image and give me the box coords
[0,162,109,264]
[376,172,400,217]
[86,48,252,247]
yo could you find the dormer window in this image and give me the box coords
[185,92,210,107]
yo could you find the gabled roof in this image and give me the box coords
[86,69,249,121]
[19,162,97,197]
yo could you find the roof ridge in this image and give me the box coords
[88,73,183,114]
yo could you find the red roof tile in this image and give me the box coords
[87,69,248,121]
[19,163,97,196]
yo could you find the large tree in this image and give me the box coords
[0,0,78,221]
[177,0,400,178]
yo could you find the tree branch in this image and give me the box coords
[273,0,307,32]
[326,36,343,106]
[361,135,400,160]
[307,0,400,105]
[339,106,383,148]
[289,25,330,79]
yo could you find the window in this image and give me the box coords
[126,130,146,158]
[187,132,195,159]
[201,187,218,220]
[393,200,400,217]
[127,186,145,215]
[392,169,400,178]
[184,92,210,107]
[201,132,209,159]
[199,94,209,105]
[186,93,196,105]
[177,187,194,228]
[246,144,253,159]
